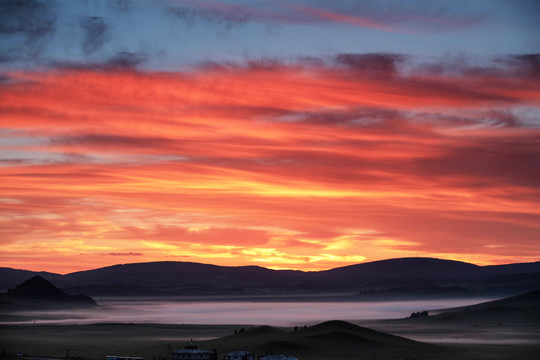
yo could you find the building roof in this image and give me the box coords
[173,349,214,355]
[227,351,252,356]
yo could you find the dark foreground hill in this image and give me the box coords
[204,320,459,360]
[443,289,540,310]
[1,257,539,298]
[7,321,536,360]
[402,289,540,326]
[1,275,97,309]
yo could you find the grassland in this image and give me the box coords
[2,291,539,360]
[2,321,540,360]
[0,323,237,360]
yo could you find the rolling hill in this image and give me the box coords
[1,258,539,298]
[389,289,540,327]
[204,320,459,360]
[1,275,97,309]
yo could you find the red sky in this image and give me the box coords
[1,54,540,274]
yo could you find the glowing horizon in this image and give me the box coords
[1,1,539,274]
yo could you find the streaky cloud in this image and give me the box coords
[334,53,407,76]
[79,16,110,55]
[103,252,143,256]
[0,0,56,60]
[1,53,539,272]
[108,0,133,13]
[167,5,250,30]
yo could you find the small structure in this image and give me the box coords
[259,356,298,360]
[171,340,217,360]
[225,350,254,360]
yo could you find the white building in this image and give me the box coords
[225,350,254,360]
[171,341,217,360]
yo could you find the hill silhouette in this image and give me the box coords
[447,289,540,310]
[206,320,459,360]
[403,289,540,326]
[0,267,62,290]
[2,275,97,307]
[1,258,539,298]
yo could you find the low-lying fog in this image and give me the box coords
[3,298,494,326]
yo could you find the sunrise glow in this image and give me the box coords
[1,0,539,273]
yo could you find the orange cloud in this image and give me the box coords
[1,58,539,273]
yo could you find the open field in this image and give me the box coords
[1,321,540,360]
[2,291,539,360]
[0,323,238,360]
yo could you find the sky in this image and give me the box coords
[1,0,540,274]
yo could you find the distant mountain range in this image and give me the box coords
[1,257,539,298]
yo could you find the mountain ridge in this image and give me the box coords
[2,257,539,298]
